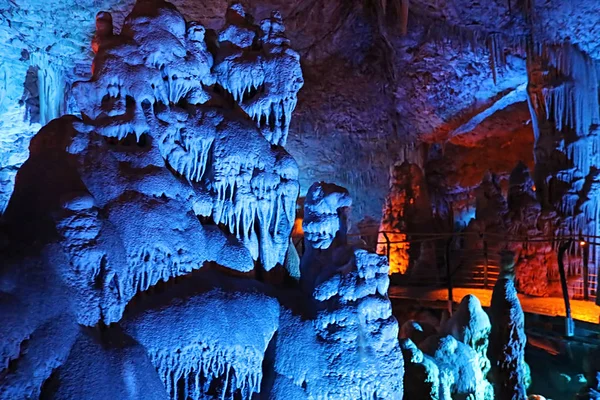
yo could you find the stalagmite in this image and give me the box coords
[488,251,529,400]
[400,338,449,400]
[442,294,494,399]
[401,0,409,36]
[419,334,488,400]
[277,182,404,399]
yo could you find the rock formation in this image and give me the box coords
[400,338,452,400]
[377,161,434,275]
[527,42,600,299]
[442,294,492,382]
[576,345,600,399]
[419,334,489,400]
[488,250,529,400]
[398,298,497,400]
[506,162,557,297]
[280,181,405,399]
[0,4,406,398]
[2,0,600,399]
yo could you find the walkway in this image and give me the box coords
[389,286,600,324]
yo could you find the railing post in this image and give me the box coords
[445,237,453,316]
[558,240,574,337]
[382,232,391,262]
[582,238,589,301]
[482,234,489,289]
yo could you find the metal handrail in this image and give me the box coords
[295,229,598,305]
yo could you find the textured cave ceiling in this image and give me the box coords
[0,0,597,224]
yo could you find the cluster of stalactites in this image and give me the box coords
[213,4,303,146]
[72,1,301,272]
[425,20,530,86]
[157,109,299,271]
[73,2,216,140]
[151,347,262,400]
[529,43,600,138]
[528,43,600,243]
[29,52,67,125]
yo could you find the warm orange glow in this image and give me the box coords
[292,218,304,238]
[377,232,409,274]
[580,240,587,247]
[532,185,536,192]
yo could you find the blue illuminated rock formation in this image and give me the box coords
[0,2,405,399]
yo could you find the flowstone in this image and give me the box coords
[72,0,300,273]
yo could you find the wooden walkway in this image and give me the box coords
[389,286,600,324]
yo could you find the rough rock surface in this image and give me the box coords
[577,345,600,399]
[377,161,433,274]
[442,294,492,379]
[277,181,404,399]
[0,0,533,222]
[419,334,488,400]
[400,338,451,400]
[0,3,407,399]
[488,252,529,400]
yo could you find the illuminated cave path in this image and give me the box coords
[389,286,600,324]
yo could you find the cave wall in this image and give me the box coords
[2,1,600,233]
[1,0,536,225]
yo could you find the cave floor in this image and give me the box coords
[389,286,600,324]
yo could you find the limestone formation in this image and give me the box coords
[419,334,489,400]
[377,161,433,275]
[576,346,600,399]
[400,338,451,400]
[442,294,492,379]
[488,251,529,400]
[0,4,405,399]
[278,181,404,399]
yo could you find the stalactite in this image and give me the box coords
[522,0,535,23]
[0,64,7,113]
[400,0,409,36]
[424,21,530,85]
[152,348,262,400]
[488,35,499,85]
[29,52,66,125]
[541,44,600,136]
